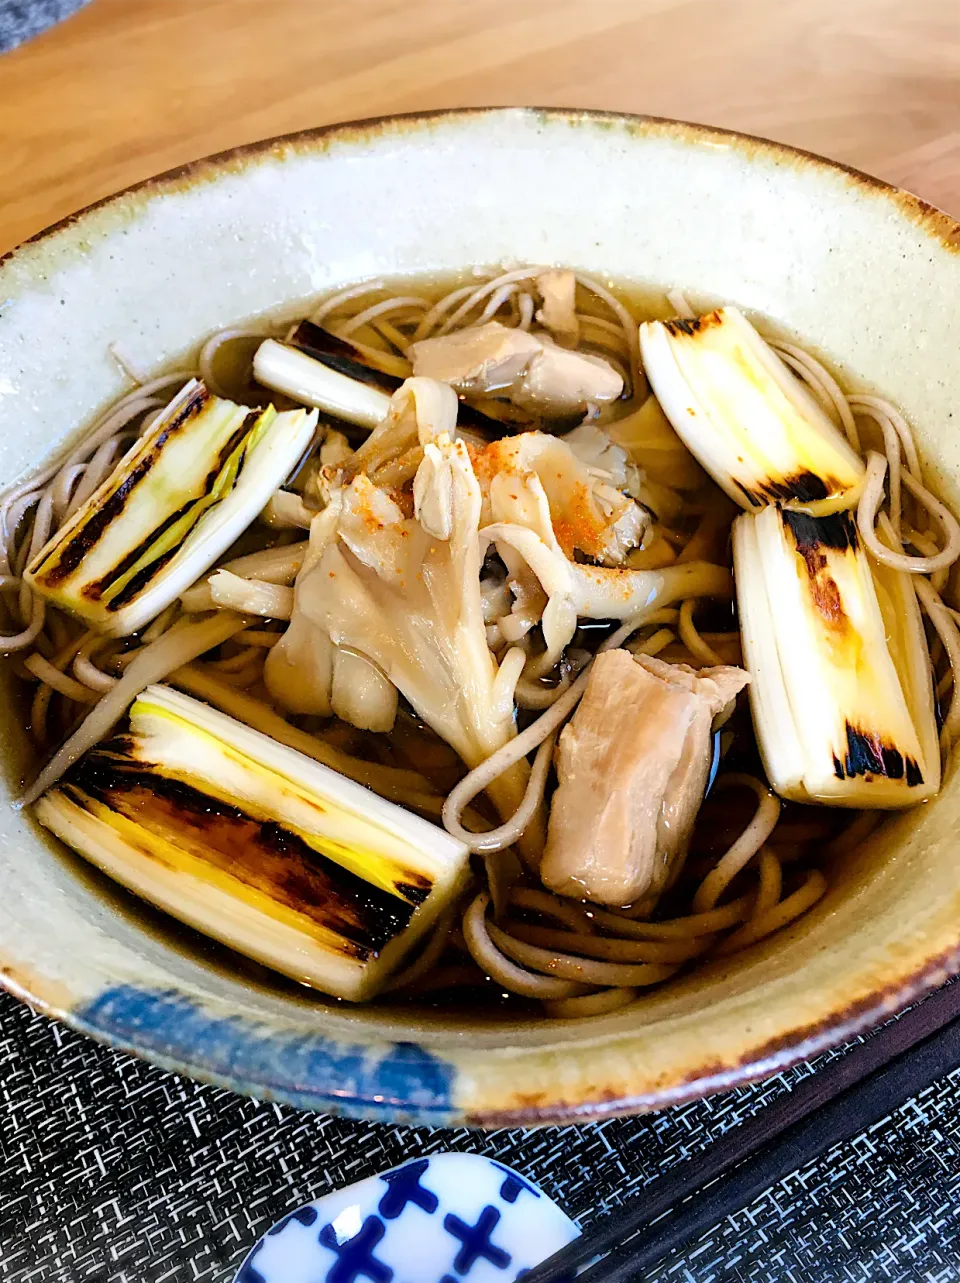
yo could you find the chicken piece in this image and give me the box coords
[541,649,749,905]
[512,338,623,413]
[410,323,541,395]
[536,269,580,347]
[408,321,622,415]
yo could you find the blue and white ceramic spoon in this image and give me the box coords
[235,1151,579,1282]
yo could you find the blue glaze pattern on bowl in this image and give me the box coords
[76,986,458,1123]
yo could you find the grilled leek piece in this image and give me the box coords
[288,319,409,384]
[639,307,864,512]
[26,381,317,636]
[35,685,469,1000]
[254,339,393,429]
[732,506,939,806]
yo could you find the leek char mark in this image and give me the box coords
[787,512,925,787]
[782,509,855,628]
[738,473,830,508]
[62,748,420,958]
[83,409,260,607]
[833,726,924,786]
[663,313,723,337]
[39,385,211,588]
[83,498,198,601]
[290,321,403,394]
[104,412,262,610]
[782,510,857,554]
[103,546,180,611]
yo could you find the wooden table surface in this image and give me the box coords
[1,0,959,256]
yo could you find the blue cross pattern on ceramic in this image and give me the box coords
[234,1151,579,1283]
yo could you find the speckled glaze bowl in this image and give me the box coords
[2,108,960,1127]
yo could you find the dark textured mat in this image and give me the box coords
[1,989,959,1281]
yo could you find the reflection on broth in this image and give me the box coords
[3,267,956,1019]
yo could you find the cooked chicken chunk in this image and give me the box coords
[519,339,622,412]
[408,321,622,415]
[411,323,538,395]
[535,269,580,347]
[541,649,749,905]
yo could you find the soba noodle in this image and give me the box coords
[7,269,959,1017]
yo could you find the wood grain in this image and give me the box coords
[0,0,958,255]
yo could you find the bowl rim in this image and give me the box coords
[3,105,960,1127]
[3,105,959,267]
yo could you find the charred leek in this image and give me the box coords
[261,327,529,439]
[288,319,408,386]
[640,308,864,513]
[26,381,316,636]
[733,507,939,806]
[35,685,469,1000]
[254,340,393,429]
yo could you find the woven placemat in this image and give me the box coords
[1,989,959,1282]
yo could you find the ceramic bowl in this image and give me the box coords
[2,108,960,1127]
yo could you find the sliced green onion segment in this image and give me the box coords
[35,685,469,1000]
[26,381,317,636]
